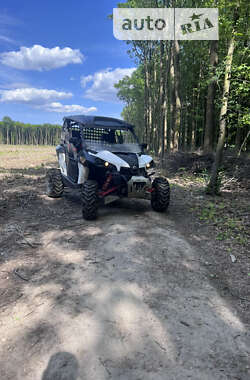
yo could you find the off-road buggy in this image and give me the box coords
[46,115,170,220]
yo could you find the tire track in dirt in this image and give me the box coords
[0,191,250,379]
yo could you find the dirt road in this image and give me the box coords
[0,149,249,380]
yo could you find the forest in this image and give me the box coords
[115,0,249,153]
[114,0,249,192]
[0,116,61,146]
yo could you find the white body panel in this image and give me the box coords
[58,153,67,176]
[77,163,89,184]
[89,151,153,170]
[89,150,129,172]
[138,154,153,168]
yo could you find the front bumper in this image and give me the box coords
[127,176,152,200]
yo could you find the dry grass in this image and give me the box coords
[0,145,57,177]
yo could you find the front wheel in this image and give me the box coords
[46,169,64,198]
[151,177,170,212]
[81,180,99,220]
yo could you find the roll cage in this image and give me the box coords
[61,115,139,148]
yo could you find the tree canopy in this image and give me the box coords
[115,0,249,157]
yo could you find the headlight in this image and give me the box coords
[146,160,155,169]
[94,157,115,170]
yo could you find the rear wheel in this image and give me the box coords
[46,169,64,198]
[81,180,99,220]
[151,177,170,212]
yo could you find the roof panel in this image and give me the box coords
[63,115,133,130]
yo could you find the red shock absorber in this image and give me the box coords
[102,174,112,191]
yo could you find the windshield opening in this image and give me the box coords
[82,127,141,153]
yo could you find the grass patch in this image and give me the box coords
[170,168,249,249]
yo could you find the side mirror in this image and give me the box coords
[141,143,147,150]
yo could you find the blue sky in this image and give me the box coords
[0,0,135,124]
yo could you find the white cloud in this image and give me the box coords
[81,67,136,102]
[0,87,72,104]
[0,82,32,91]
[43,102,97,114]
[81,74,93,88]
[0,86,97,114]
[0,45,84,71]
[0,35,17,45]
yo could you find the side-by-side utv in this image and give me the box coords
[46,115,170,219]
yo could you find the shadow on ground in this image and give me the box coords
[0,163,249,380]
[42,352,79,380]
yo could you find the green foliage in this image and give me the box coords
[115,66,145,140]
[227,60,250,143]
[114,0,249,157]
[195,169,210,183]
[197,198,248,245]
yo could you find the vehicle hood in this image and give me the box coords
[89,151,153,172]
[90,150,130,171]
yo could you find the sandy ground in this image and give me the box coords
[0,145,249,380]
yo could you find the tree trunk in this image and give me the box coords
[170,43,176,150]
[191,88,196,150]
[152,59,158,153]
[207,37,236,194]
[235,110,243,153]
[158,41,165,157]
[238,130,250,157]
[204,41,218,153]
[144,56,149,144]
[145,52,153,150]
[173,40,181,151]
[159,41,170,158]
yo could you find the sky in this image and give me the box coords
[0,0,135,124]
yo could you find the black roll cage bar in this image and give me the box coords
[62,115,140,145]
